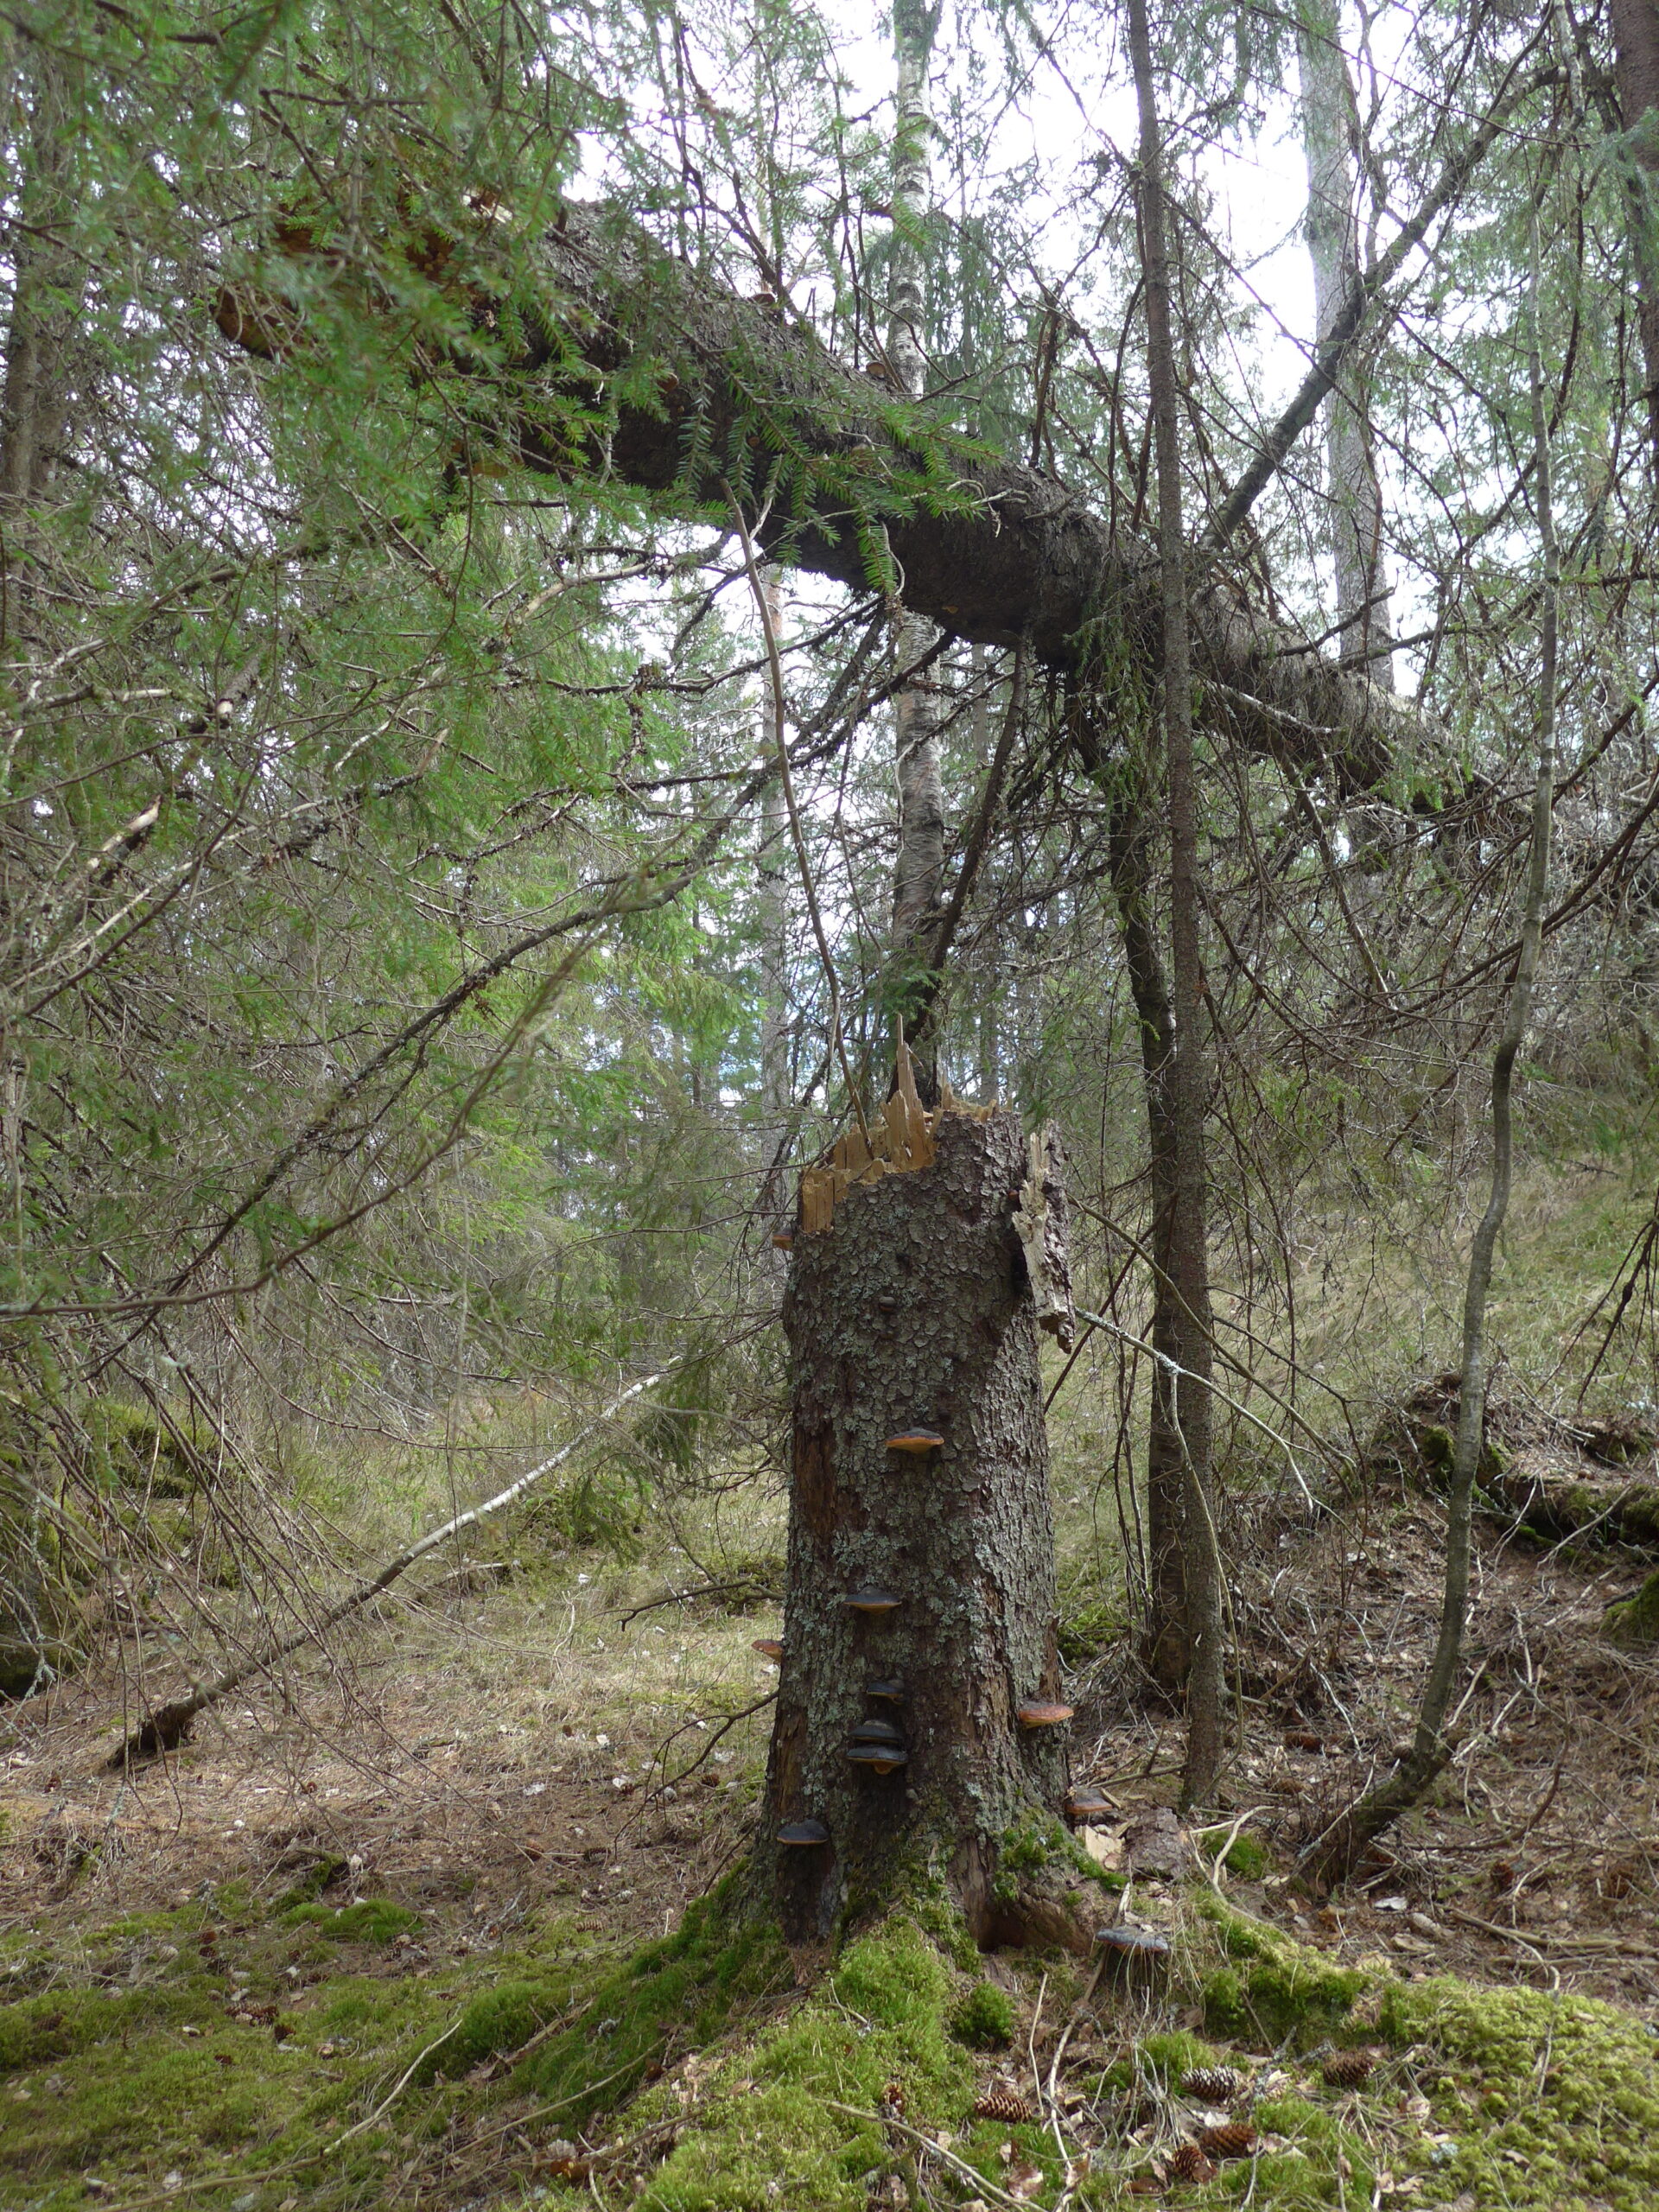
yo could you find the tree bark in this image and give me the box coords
[1104,785,1187,1688]
[1611,0,1659,479]
[886,0,947,1074]
[0,49,79,521]
[1296,0,1394,684]
[1126,0,1224,1809]
[757,1103,1081,1943]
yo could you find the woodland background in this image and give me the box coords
[3,0,1659,2205]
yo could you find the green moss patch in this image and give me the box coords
[484,1881,790,2129]
[1197,1825,1271,1879]
[1604,1567,1659,1645]
[1200,1907,1365,2047]
[636,1917,977,2211]
[948,1979,1015,2049]
[282,1897,422,1943]
[1379,1973,1659,2209]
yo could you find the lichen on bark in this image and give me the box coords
[756,1107,1077,1943]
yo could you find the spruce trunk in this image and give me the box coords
[756,1103,1077,1942]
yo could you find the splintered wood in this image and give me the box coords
[798,1036,993,1232]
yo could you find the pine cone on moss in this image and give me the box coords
[1198,2120,1258,2158]
[973,2084,1035,2123]
[1323,2047,1378,2089]
[1168,2143,1218,2183]
[1181,2064,1246,2104]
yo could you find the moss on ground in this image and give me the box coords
[626,1918,979,2212]
[1378,1972,1659,2209]
[948,1978,1015,2049]
[1199,1904,1367,2046]
[1604,1567,1659,1644]
[282,1897,422,1942]
[8,1880,1659,2210]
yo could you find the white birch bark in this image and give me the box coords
[1296,0,1395,688]
[887,0,945,957]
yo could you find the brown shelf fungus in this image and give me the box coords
[842,1588,902,1614]
[866,1678,905,1702]
[849,1717,905,1745]
[846,1743,908,1775]
[1062,1786,1113,1819]
[776,1819,830,1847]
[884,1430,944,1453]
[1014,1700,1074,1728]
[752,1638,784,1661]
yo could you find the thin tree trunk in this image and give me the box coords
[1611,0,1659,480]
[887,0,946,1073]
[1125,0,1224,1808]
[1296,0,1394,684]
[1302,226,1559,1890]
[1105,785,1187,1688]
[756,566,792,1224]
[0,46,81,561]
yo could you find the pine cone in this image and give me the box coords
[1322,2047,1377,2088]
[1198,2120,1258,2158]
[1181,2064,1246,2104]
[973,2085,1035,2124]
[1168,2143,1218,2183]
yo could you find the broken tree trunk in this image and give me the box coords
[756,1065,1084,1944]
[215,202,1428,792]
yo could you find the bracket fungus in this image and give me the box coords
[846,1743,908,1774]
[751,1638,784,1662]
[849,1717,905,1745]
[776,1819,830,1847]
[1062,1786,1114,1820]
[884,1429,944,1453]
[771,1232,794,1250]
[866,1678,905,1701]
[1014,1700,1074,1729]
[1093,1924,1171,1961]
[842,1588,902,1614]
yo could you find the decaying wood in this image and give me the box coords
[1014,1123,1076,1351]
[798,1032,982,1233]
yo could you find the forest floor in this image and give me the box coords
[3,1402,1656,2209]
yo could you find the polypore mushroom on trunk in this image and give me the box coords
[842,1589,902,1614]
[884,1430,944,1453]
[849,1717,904,1745]
[1014,1700,1074,1729]
[776,1819,830,1846]
[846,1743,908,1774]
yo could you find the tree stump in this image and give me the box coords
[755,1096,1079,1942]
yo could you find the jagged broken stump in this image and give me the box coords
[756,1068,1078,1942]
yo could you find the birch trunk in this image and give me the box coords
[1296,0,1394,684]
[887,0,946,1064]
